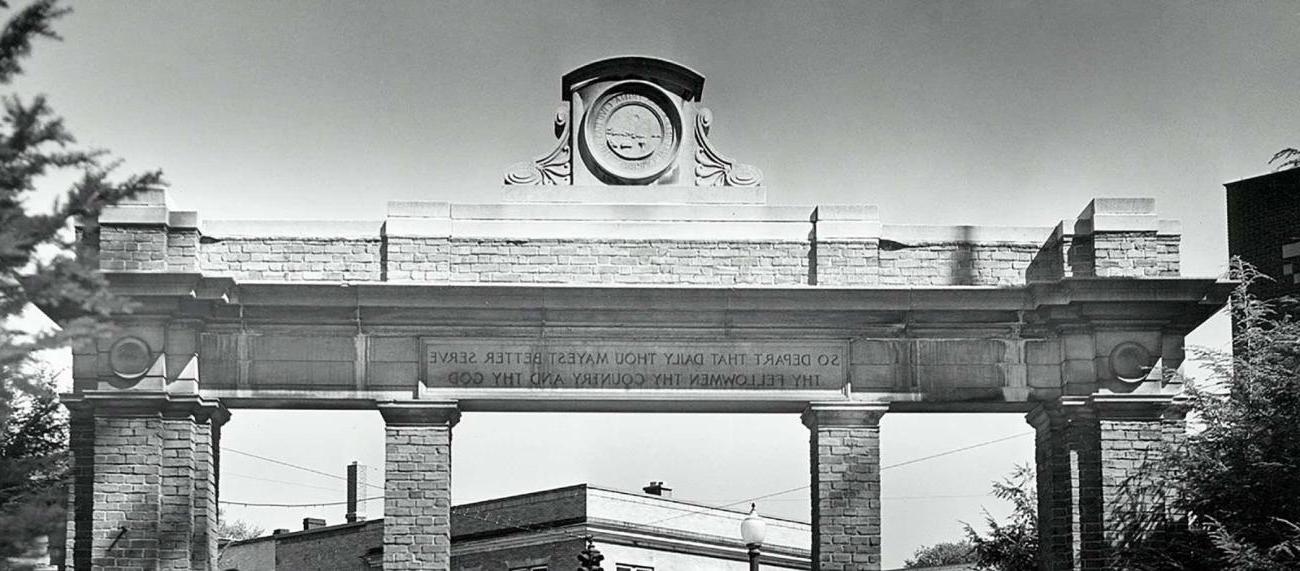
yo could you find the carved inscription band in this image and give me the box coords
[423,339,846,391]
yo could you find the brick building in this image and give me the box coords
[217,484,811,571]
[1225,167,1300,301]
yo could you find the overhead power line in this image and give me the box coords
[224,447,384,490]
[218,431,1033,517]
[220,496,383,508]
[224,472,343,493]
[639,431,1034,528]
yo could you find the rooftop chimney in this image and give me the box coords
[302,517,326,531]
[346,461,367,523]
[642,481,672,497]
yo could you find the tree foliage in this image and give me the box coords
[1164,260,1300,568]
[963,464,1038,571]
[1272,148,1300,171]
[0,0,164,557]
[215,511,264,542]
[0,367,66,558]
[0,0,163,420]
[904,540,976,568]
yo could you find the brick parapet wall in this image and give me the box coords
[877,241,1040,286]
[384,425,453,571]
[90,199,1184,285]
[1093,231,1165,278]
[200,237,382,281]
[99,226,167,272]
[813,240,878,286]
[165,229,199,272]
[386,237,451,282]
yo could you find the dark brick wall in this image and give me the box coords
[452,537,587,571]
[275,522,382,571]
[1226,168,1300,300]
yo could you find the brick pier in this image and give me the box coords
[378,402,460,571]
[803,403,888,570]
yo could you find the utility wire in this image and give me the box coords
[220,496,384,508]
[224,472,343,493]
[881,432,1031,471]
[224,447,385,490]
[639,431,1033,528]
[219,431,1032,518]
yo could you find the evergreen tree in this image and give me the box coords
[0,0,164,420]
[0,367,65,559]
[0,0,165,555]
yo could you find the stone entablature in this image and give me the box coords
[95,192,1181,287]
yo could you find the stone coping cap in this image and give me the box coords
[501,186,767,204]
[390,202,821,222]
[202,219,384,239]
[561,56,705,101]
[881,224,1053,245]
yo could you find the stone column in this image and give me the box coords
[62,393,228,571]
[802,403,888,571]
[378,401,460,571]
[1027,395,1185,570]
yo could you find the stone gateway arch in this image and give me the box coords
[64,57,1227,570]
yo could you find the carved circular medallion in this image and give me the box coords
[1109,342,1153,383]
[109,336,152,380]
[583,82,680,183]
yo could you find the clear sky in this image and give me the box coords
[18,1,1299,567]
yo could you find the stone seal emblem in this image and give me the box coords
[582,81,680,183]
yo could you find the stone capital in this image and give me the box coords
[377,400,461,427]
[61,391,229,426]
[1088,394,1181,421]
[801,402,888,429]
[1027,394,1181,429]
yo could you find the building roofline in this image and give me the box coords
[221,519,376,547]
[1224,166,1300,187]
[223,482,810,547]
[452,482,809,526]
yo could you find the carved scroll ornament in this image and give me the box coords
[694,108,763,187]
[504,105,572,185]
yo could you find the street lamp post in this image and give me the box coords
[740,503,767,571]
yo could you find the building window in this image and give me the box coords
[1283,241,1300,284]
[616,565,653,571]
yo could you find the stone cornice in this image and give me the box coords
[377,400,461,427]
[61,391,230,425]
[801,403,888,428]
[101,272,1229,338]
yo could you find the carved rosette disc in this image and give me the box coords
[582,82,681,184]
